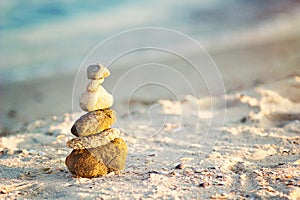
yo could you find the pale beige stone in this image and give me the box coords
[87,64,110,80]
[67,128,120,149]
[86,79,104,92]
[80,85,114,111]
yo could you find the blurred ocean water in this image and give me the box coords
[0,0,300,83]
[0,0,133,31]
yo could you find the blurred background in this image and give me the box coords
[1,0,300,134]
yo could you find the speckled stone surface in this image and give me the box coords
[67,128,120,149]
[65,138,128,178]
[71,109,116,137]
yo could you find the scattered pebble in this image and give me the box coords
[240,117,247,123]
[199,182,210,188]
[175,163,185,170]
[28,149,37,155]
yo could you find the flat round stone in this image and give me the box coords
[67,128,120,149]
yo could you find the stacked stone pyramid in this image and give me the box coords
[65,64,128,178]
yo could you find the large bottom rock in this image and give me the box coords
[65,138,128,178]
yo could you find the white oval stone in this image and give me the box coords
[80,85,114,111]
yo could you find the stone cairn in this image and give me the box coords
[65,64,128,178]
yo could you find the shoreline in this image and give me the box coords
[1,30,300,134]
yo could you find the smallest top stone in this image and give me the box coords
[87,64,110,80]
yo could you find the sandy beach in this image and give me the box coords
[1,1,300,199]
[1,75,300,199]
[1,32,300,200]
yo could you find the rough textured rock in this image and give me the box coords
[71,109,116,137]
[80,85,114,111]
[65,138,128,178]
[66,63,128,178]
[90,138,128,172]
[67,128,120,149]
[65,148,109,178]
[86,79,104,92]
[87,64,110,80]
